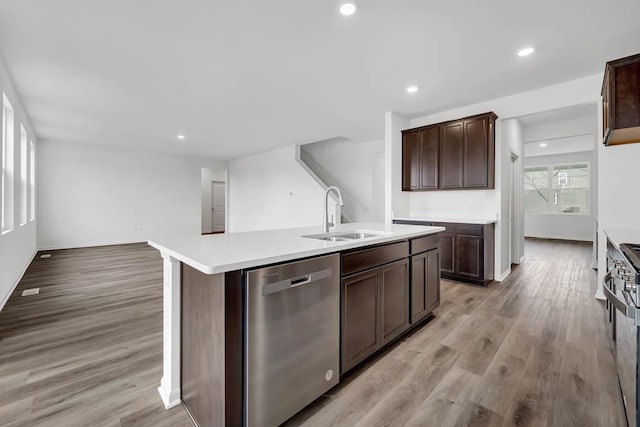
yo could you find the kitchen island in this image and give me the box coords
[149,222,444,427]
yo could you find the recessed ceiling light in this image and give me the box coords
[517,46,535,57]
[539,143,547,147]
[177,134,185,140]
[339,2,357,16]
[406,85,419,94]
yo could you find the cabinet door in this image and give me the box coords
[426,249,441,312]
[440,121,464,188]
[463,116,489,188]
[341,270,380,373]
[456,234,483,280]
[402,131,421,191]
[439,233,455,275]
[380,260,410,345]
[419,126,440,189]
[410,253,428,324]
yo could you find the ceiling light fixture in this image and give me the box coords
[177,134,186,140]
[539,143,547,147]
[406,85,419,94]
[517,46,535,57]
[339,2,357,16]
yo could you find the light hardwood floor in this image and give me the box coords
[0,240,626,426]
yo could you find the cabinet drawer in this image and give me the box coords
[431,222,483,236]
[341,241,409,277]
[410,235,439,255]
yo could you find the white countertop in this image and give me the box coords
[605,228,640,247]
[148,222,445,275]
[393,214,497,225]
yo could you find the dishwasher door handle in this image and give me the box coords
[262,268,333,296]
[604,271,640,326]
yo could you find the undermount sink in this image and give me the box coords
[302,230,388,242]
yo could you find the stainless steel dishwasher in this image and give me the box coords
[245,254,340,427]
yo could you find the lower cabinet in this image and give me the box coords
[394,220,495,286]
[341,259,410,374]
[341,236,444,374]
[410,249,441,324]
[381,260,411,345]
[341,269,380,373]
[439,233,455,275]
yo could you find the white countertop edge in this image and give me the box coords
[148,226,445,275]
[604,228,640,248]
[393,216,497,225]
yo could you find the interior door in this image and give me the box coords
[212,181,226,233]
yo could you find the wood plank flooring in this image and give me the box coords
[0,239,627,426]
[0,244,192,427]
[285,239,627,427]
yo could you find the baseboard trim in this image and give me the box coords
[0,249,38,313]
[158,384,181,409]
[39,239,147,251]
[495,268,512,282]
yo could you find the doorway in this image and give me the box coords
[211,181,226,233]
[201,167,227,235]
[509,150,520,265]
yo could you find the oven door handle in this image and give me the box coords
[603,271,640,326]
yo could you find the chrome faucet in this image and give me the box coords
[323,186,344,233]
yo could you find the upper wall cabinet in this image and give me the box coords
[401,112,497,191]
[602,53,640,146]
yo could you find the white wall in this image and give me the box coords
[0,58,38,311]
[524,151,595,242]
[201,167,227,234]
[597,121,640,297]
[390,73,604,281]
[523,114,596,143]
[385,112,410,223]
[524,134,594,157]
[304,138,384,222]
[228,144,335,233]
[37,140,226,249]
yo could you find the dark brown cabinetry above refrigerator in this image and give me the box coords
[602,53,640,146]
[402,112,497,191]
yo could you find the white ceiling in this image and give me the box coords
[0,1,638,160]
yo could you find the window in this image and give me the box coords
[29,140,35,222]
[2,93,14,233]
[20,124,27,226]
[524,163,589,214]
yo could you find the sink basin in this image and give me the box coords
[313,236,351,242]
[333,232,380,240]
[302,230,388,242]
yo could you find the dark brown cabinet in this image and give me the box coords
[402,126,439,191]
[380,260,410,345]
[402,112,497,191]
[602,53,640,146]
[341,258,409,373]
[410,249,440,324]
[402,130,421,190]
[394,220,495,286]
[340,237,441,374]
[341,269,380,373]
[439,232,455,275]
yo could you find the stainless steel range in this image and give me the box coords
[605,237,640,427]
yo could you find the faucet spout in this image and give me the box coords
[323,186,344,233]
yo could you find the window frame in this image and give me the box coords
[29,140,35,222]
[19,124,27,226]
[2,92,15,234]
[524,161,590,216]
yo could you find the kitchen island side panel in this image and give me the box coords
[181,264,243,427]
